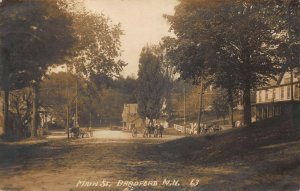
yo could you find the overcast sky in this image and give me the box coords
[84,0,178,77]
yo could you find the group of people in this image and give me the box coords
[143,123,164,138]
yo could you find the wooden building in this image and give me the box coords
[121,104,144,129]
[252,68,300,121]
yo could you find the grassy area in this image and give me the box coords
[156,115,300,190]
[170,110,244,127]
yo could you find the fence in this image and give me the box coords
[174,123,227,134]
[173,124,185,132]
[173,123,198,134]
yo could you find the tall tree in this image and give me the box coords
[165,0,282,126]
[66,10,126,80]
[150,38,178,119]
[0,0,75,136]
[276,0,300,122]
[136,46,167,124]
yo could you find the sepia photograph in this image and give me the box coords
[0,0,299,190]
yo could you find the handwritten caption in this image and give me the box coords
[75,178,200,188]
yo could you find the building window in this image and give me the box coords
[287,86,291,99]
[281,87,284,99]
[265,90,268,100]
[258,91,262,103]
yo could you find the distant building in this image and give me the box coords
[253,68,300,121]
[121,104,144,129]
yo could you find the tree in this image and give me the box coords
[212,90,229,124]
[136,46,167,124]
[40,73,137,128]
[59,8,127,129]
[165,0,282,127]
[169,81,199,124]
[149,38,178,119]
[0,0,75,136]
[10,88,32,137]
[40,72,100,127]
[66,10,126,80]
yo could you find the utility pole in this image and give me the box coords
[89,112,92,128]
[197,78,204,134]
[75,79,78,128]
[66,65,70,139]
[184,86,186,134]
[67,107,69,138]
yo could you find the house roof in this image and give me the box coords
[257,67,300,90]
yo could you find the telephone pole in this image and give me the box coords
[75,79,78,128]
[66,65,70,139]
[89,112,92,128]
[184,86,186,134]
[197,78,204,134]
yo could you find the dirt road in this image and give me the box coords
[0,125,299,191]
[0,129,186,191]
[48,128,182,141]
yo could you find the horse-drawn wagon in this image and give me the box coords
[70,127,94,138]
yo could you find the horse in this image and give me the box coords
[70,127,80,138]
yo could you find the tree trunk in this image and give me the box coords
[3,89,10,136]
[228,90,234,128]
[31,83,39,137]
[243,87,252,127]
[230,104,234,128]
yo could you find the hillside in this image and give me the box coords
[156,116,300,190]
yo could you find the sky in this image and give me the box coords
[84,0,178,77]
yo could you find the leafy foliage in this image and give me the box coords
[66,10,126,80]
[40,73,137,127]
[10,88,32,136]
[0,0,75,89]
[165,0,285,126]
[212,90,229,121]
[0,0,75,136]
[136,46,167,121]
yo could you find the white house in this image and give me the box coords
[253,68,300,121]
